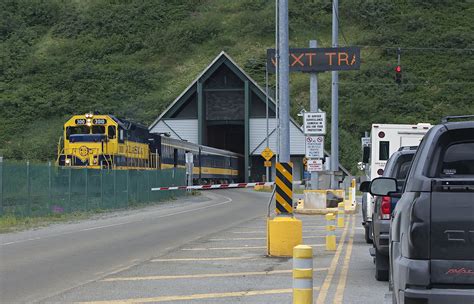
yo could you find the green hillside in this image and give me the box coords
[1,0,473,172]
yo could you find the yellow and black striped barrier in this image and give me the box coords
[275,162,293,214]
[267,162,302,257]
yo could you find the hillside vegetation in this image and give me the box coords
[1,0,473,172]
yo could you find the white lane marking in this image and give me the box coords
[0,195,232,246]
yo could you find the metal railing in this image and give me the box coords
[0,158,185,217]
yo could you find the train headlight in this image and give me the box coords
[86,118,92,126]
[65,159,71,165]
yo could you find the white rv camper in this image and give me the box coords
[361,123,432,243]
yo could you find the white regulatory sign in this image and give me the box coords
[304,112,326,135]
[305,136,324,159]
[307,159,324,172]
[361,137,371,147]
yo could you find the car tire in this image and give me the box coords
[365,224,373,244]
[375,248,389,281]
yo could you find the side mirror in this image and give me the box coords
[370,177,397,196]
[359,181,371,193]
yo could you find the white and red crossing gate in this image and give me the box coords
[151,182,274,191]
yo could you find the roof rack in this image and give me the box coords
[398,146,418,151]
[441,115,474,123]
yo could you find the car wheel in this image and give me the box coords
[375,248,389,281]
[365,224,373,244]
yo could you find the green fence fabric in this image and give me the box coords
[0,160,185,217]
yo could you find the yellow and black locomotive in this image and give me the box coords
[57,113,242,183]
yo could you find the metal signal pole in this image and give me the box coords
[330,0,339,189]
[309,40,319,190]
[278,0,290,163]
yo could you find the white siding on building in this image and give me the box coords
[150,119,198,144]
[249,118,305,155]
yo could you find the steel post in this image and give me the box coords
[331,0,339,189]
[0,157,3,216]
[265,63,270,182]
[68,167,72,212]
[278,0,290,163]
[48,161,52,214]
[26,160,31,216]
[309,40,320,190]
[85,167,88,211]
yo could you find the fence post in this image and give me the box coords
[0,156,3,216]
[136,171,139,203]
[85,167,89,211]
[68,167,72,213]
[26,160,31,216]
[113,169,117,208]
[48,161,52,214]
[126,169,130,207]
[100,166,103,209]
[147,171,151,203]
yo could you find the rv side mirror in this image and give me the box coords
[359,181,371,193]
[362,146,370,163]
[370,177,397,196]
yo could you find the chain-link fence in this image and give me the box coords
[0,158,186,217]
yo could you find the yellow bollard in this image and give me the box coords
[293,245,313,304]
[325,213,336,251]
[337,202,345,228]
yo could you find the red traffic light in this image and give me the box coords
[395,65,401,73]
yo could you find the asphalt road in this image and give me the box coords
[0,190,271,303]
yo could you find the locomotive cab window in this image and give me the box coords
[66,126,89,139]
[108,126,116,139]
[92,125,105,134]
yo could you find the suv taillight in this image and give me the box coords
[380,196,391,219]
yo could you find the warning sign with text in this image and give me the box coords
[307,159,324,172]
[304,112,326,135]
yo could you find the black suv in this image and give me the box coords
[370,116,474,303]
[370,146,416,281]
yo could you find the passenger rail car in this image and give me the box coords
[159,136,242,183]
[57,113,242,183]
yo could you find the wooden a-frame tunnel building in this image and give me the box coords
[149,51,350,183]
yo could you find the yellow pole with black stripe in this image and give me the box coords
[293,245,313,303]
[267,162,302,257]
[275,162,294,214]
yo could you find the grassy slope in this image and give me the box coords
[1,0,473,172]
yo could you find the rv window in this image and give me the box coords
[379,141,390,161]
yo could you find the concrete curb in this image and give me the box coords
[294,204,359,215]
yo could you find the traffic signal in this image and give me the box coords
[395,65,402,85]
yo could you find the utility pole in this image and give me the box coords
[309,39,319,190]
[330,0,339,189]
[278,0,290,163]
[265,63,270,182]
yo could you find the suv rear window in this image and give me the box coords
[441,142,474,176]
